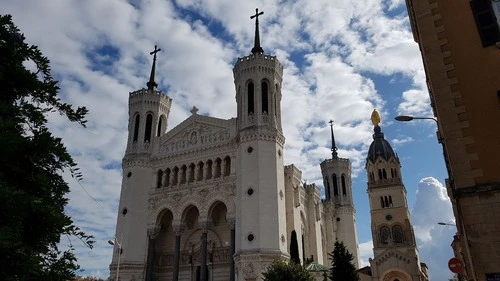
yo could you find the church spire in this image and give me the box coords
[329,120,339,158]
[250,8,264,55]
[146,45,161,91]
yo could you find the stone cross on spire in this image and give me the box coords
[329,120,339,158]
[147,45,161,91]
[250,8,264,54]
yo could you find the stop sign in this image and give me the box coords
[448,258,464,273]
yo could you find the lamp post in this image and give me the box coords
[438,222,456,226]
[108,234,123,281]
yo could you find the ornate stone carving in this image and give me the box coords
[147,224,161,239]
[242,262,256,279]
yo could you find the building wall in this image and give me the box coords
[405,0,500,280]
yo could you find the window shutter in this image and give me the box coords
[470,0,500,46]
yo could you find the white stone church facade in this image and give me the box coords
[108,13,360,281]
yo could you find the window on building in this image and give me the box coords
[157,116,164,137]
[393,225,404,243]
[224,156,231,176]
[165,168,171,187]
[378,169,383,180]
[144,114,153,142]
[172,167,179,185]
[470,0,500,46]
[262,81,269,114]
[382,169,387,179]
[156,170,163,189]
[341,174,347,196]
[206,160,213,179]
[180,165,187,184]
[248,82,254,115]
[380,226,390,244]
[133,114,140,142]
[215,158,222,178]
[197,162,204,181]
[380,197,385,208]
[332,174,338,196]
[188,163,195,183]
[324,177,330,200]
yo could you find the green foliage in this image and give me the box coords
[262,259,314,281]
[0,14,93,281]
[290,230,300,264]
[328,240,359,281]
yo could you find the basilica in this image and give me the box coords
[109,9,428,281]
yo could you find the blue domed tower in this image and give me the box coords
[365,110,428,281]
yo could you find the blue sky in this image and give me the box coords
[4,0,456,280]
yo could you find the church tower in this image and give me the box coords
[320,120,359,268]
[365,110,428,281]
[233,8,288,281]
[110,46,172,280]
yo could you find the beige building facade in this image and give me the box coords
[404,0,500,280]
[108,16,359,281]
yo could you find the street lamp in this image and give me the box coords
[394,115,437,123]
[108,235,123,281]
[438,222,457,226]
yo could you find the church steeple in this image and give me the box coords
[147,45,161,91]
[250,8,264,54]
[329,120,338,158]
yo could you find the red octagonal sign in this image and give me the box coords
[448,257,464,273]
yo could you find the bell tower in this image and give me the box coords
[320,120,359,268]
[110,46,172,281]
[233,8,287,281]
[365,110,428,281]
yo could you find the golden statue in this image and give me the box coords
[371,109,381,127]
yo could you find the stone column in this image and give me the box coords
[172,224,182,281]
[228,218,236,281]
[145,224,160,281]
[200,223,209,281]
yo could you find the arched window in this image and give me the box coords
[206,160,213,179]
[380,226,390,244]
[180,165,187,184]
[133,114,140,142]
[172,167,179,185]
[261,81,268,113]
[144,114,153,142]
[157,115,165,137]
[394,169,398,178]
[274,84,278,117]
[197,162,204,181]
[248,82,254,115]
[324,177,330,200]
[382,169,387,179]
[188,163,195,183]
[341,174,347,196]
[223,156,231,176]
[214,158,222,178]
[391,168,394,178]
[156,170,163,189]
[393,225,404,243]
[378,169,383,180]
[384,196,389,207]
[380,197,385,208]
[333,174,338,196]
[164,168,171,187]
[389,196,393,207]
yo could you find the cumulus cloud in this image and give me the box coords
[411,177,455,281]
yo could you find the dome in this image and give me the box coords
[367,126,397,163]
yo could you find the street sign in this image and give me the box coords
[448,257,464,273]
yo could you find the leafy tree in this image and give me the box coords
[328,240,359,281]
[0,14,93,281]
[290,230,300,264]
[262,259,314,281]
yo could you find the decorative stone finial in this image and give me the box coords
[329,119,338,158]
[147,45,161,91]
[250,8,264,55]
[371,109,381,127]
